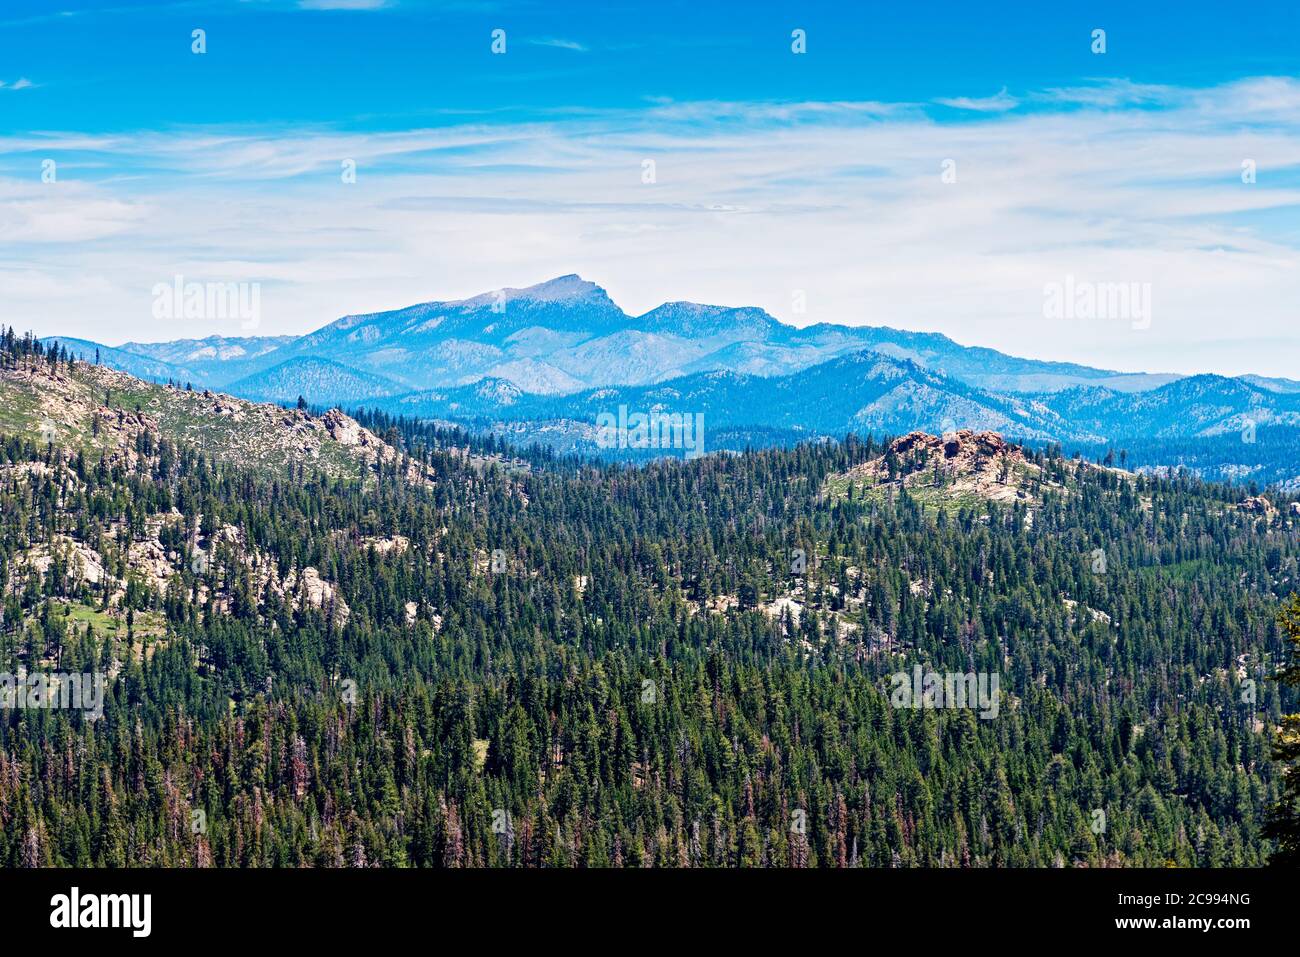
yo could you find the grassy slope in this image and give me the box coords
[0,359,366,477]
[823,454,1044,512]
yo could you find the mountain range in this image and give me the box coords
[42,275,1300,484]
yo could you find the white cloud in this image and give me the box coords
[296,0,391,9]
[526,37,588,52]
[935,87,1019,112]
[3,78,1300,376]
[1033,78,1178,109]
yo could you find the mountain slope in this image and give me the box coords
[373,350,1064,456]
[120,333,294,366]
[366,347,1300,489]
[59,274,1193,399]
[50,337,196,383]
[46,275,1300,480]
[265,274,630,389]
[225,356,408,406]
[823,429,1100,511]
[0,351,409,479]
[1039,375,1300,439]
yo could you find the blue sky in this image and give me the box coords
[4,0,1298,130]
[2,0,1299,376]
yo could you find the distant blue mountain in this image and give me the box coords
[225,357,408,406]
[41,274,1300,484]
[371,350,1300,443]
[52,337,200,383]
[49,274,1200,397]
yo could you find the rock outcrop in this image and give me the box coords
[824,429,1088,509]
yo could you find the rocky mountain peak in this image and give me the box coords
[887,429,1024,469]
[828,429,1048,508]
[457,274,614,308]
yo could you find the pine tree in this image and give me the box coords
[1265,594,1300,865]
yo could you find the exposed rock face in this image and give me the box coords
[362,535,409,556]
[1237,495,1277,518]
[321,408,366,446]
[286,566,350,623]
[2,453,351,625]
[0,358,427,482]
[10,536,107,589]
[128,539,175,590]
[836,430,1039,504]
[888,429,1026,475]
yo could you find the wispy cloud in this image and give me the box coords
[1032,78,1178,109]
[3,78,1299,376]
[0,78,35,91]
[296,0,392,9]
[935,87,1018,112]
[526,37,588,52]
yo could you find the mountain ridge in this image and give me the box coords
[48,273,1199,397]
[37,275,1300,484]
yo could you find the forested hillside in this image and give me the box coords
[0,335,1294,867]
